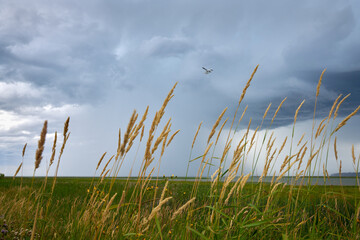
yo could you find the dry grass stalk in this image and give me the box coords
[171,197,196,220]
[294,100,306,125]
[334,137,338,161]
[297,146,308,170]
[48,131,57,167]
[160,181,169,202]
[278,137,288,156]
[35,120,48,170]
[247,126,259,154]
[166,129,180,147]
[96,152,107,171]
[305,148,321,171]
[145,197,173,225]
[22,143,27,157]
[239,65,259,105]
[333,105,360,133]
[100,155,114,177]
[157,82,178,123]
[100,169,110,183]
[264,182,282,213]
[339,160,342,176]
[208,107,228,144]
[237,173,251,193]
[224,176,242,205]
[271,97,287,125]
[140,125,145,142]
[334,93,351,119]
[316,69,326,97]
[328,94,342,120]
[315,123,326,139]
[315,117,327,139]
[215,118,228,146]
[120,110,138,157]
[262,103,272,120]
[297,133,305,147]
[102,193,117,223]
[277,160,298,182]
[192,121,203,148]
[352,145,356,165]
[13,162,23,179]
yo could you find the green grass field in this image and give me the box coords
[1,67,360,239]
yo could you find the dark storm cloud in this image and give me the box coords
[1,0,359,176]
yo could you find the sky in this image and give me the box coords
[0,0,359,177]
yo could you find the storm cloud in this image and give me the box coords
[0,0,359,176]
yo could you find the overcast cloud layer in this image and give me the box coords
[0,0,359,177]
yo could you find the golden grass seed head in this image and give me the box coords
[333,105,360,133]
[13,162,23,179]
[166,129,180,147]
[35,120,48,170]
[22,143,27,158]
[352,144,356,165]
[239,65,259,105]
[294,100,306,125]
[271,97,287,125]
[297,133,305,147]
[192,121,203,149]
[262,103,272,120]
[328,94,342,120]
[96,152,107,171]
[215,118,228,146]
[207,107,227,144]
[316,69,326,97]
[334,136,338,161]
[334,93,350,120]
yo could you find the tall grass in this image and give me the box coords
[1,66,360,239]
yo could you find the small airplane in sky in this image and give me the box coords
[202,67,213,74]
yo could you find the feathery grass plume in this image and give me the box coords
[334,136,338,161]
[120,110,138,157]
[297,146,308,170]
[160,181,169,202]
[334,93,351,120]
[140,125,145,142]
[278,136,288,156]
[100,169,110,183]
[315,117,327,139]
[22,143,27,158]
[192,121,203,148]
[151,118,171,154]
[316,69,326,97]
[271,97,287,125]
[224,176,242,205]
[49,131,57,167]
[294,100,306,125]
[13,162,23,179]
[96,152,107,171]
[171,197,196,221]
[315,122,326,139]
[305,148,321,171]
[157,82,178,122]
[52,117,70,192]
[237,173,251,193]
[101,193,117,224]
[262,103,272,120]
[166,129,180,147]
[352,145,356,165]
[35,120,48,170]
[247,126,259,154]
[145,196,173,225]
[100,155,114,177]
[333,105,360,133]
[297,133,305,147]
[328,94,342,120]
[276,160,298,182]
[215,118,228,146]
[339,160,342,176]
[239,65,259,105]
[207,107,227,144]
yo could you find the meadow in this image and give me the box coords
[1,66,360,239]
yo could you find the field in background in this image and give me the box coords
[1,66,360,239]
